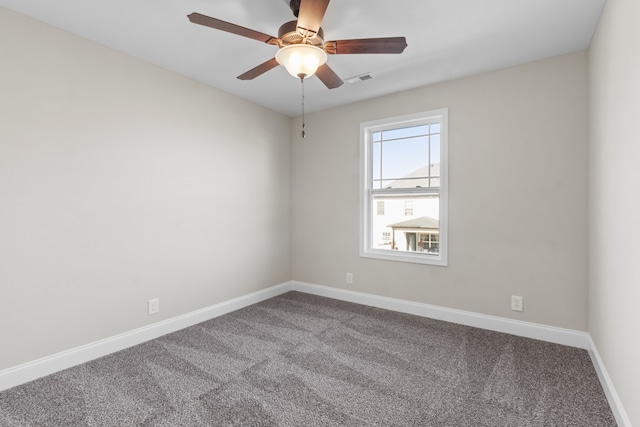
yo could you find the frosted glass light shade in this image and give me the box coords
[275,44,327,79]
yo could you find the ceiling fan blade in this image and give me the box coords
[315,63,343,89]
[188,13,277,44]
[325,37,408,55]
[237,58,280,80]
[296,0,330,38]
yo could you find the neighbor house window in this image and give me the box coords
[404,200,414,216]
[360,109,448,266]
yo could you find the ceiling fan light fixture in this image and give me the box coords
[276,44,327,79]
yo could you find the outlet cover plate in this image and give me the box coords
[511,295,523,312]
[148,298,159,315]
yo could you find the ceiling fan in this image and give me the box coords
[187,0,408,89]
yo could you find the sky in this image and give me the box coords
[371,123,440,188]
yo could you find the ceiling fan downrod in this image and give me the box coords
[300,76,306,138]
[289,0,301,17]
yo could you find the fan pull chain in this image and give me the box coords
[300,76,306,138]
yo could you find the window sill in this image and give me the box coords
[360,248,448,266]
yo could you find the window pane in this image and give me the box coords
[372,141,381,182]
[373,131,381,142]
[380,136,428,181]
[378,179,396,189]
[430,123,441,134]
[382,125,428,140]
[380,177,430,189]
[370,194,440,254]
[430,135,440,164]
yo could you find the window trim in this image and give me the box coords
[359,109,448,266]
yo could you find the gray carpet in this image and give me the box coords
[0,291,616,426]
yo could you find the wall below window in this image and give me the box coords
[292,51,589,331]
[589,0,640,425]
[0,8,292,371]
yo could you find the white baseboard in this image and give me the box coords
[588,336,632,427]
[292,281,590,349]
[0,281,293,393]
[1,280,629,427]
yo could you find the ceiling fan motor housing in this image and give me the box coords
[278,20,324,46]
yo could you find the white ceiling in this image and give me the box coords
[0,0,606,116]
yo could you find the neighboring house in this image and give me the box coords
[388,216,439,253]
[371,164,440,252]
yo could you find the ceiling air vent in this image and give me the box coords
[345,73,374,84]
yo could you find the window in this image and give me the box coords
[404,200,414,216]
[360,109,448,266]
[419,233,439,253]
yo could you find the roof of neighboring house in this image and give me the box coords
[388,216,439,229]
[386,164,440,189]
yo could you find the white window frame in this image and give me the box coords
[359,109,448,266]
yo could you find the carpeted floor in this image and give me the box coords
[0,291,616,426]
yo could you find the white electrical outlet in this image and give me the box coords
[346,273,353,284]
[148,298,159,315]
[511,295,523,312]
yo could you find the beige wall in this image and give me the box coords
[0,8,292,371]
[589,0,640,425]
[292,52,589,331]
